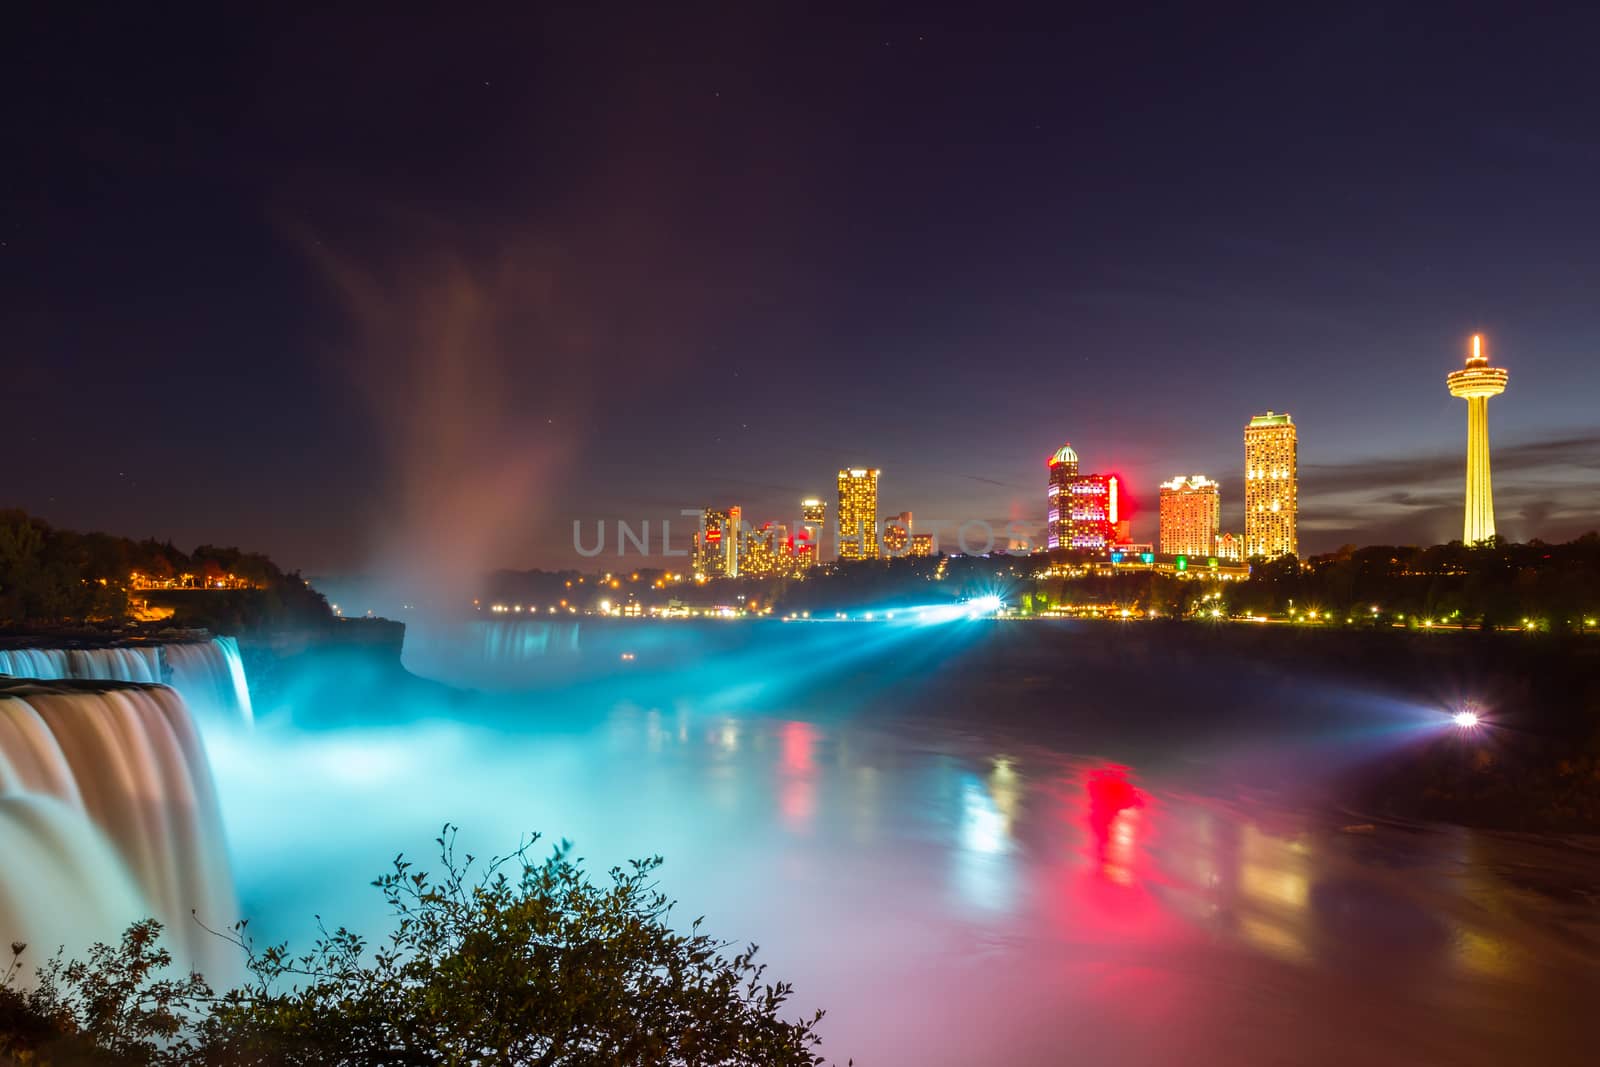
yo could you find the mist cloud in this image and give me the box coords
[298,229,591,609]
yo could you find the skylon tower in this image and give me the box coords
[1446,334,1509,545]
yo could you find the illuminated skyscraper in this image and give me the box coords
[910,532,935,557]
[1244,412,1297,559]
[836,468,879,560]
[799,497,825,567]
[1159,476,1221,557]
[1048,443,1126,553]
[1046,443,1079,550]
[692,506,741,579]
[883,511,913,555]
[1067,473,1121,552]
[1446,334,1509,544]
[739,521,784,577]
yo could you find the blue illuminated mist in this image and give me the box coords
[197,619,1597,1064]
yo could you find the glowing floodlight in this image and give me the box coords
[966,594,1004,616]
[1452,709,1480,729]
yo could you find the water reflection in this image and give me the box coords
[208,688,1600,1065]
[1085,767,1143,887]
[778,721,817,830]
[954,772,1015,912]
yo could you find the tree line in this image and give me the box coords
[1014,536,1600,631]
[0,509,329,629]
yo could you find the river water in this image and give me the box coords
[206,619,1600,1065]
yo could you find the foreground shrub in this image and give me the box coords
[2,827,834,1066]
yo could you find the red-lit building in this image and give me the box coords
[1067,473,1123,552]
[1047,442,1130,554]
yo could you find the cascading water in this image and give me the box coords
[0,679,239,983]
[66,647,164,683]
[402,618,584,688]
[0,649,70,679]
[0,795,148,972]
[165,637,255,727]
[0,646,162,684]
[478,619,582,661]
[0,639,253,727]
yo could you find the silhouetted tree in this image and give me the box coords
[1,829,836,1066]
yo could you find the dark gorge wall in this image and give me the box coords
[238,618,471,725]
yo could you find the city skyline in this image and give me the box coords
[668,330,1536,572]
[7,10,1598,576]
[661,349,1541,573]
[681,331,1529,571]
[681,405,1260,567]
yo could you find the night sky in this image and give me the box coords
[8,6,1599,583]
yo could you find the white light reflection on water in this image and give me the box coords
[205,691,1600,1066]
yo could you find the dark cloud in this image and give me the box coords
[1304,431,1600,496]
[1301,430,1600,545]
[960,473,1029,490]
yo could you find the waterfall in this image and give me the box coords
[0,646,162,684]
[477,619,583,661]
[0,639,253,727]
[0,680,239,983]
[166,637,255,727]
[402,619,584,688]
[0,795,148,973]
[0,649,69,679]
[66,647,163,683]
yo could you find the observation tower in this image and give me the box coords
[1446,334,1509,544]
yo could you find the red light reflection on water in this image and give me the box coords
[1034,764,1193,1029]
[1086,766,1146,887]
[1087,767,1144,853]
[781,721,816,774]
[779,721,817,828]
[1059,765,1165,928]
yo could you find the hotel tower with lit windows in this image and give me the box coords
[1067,474,1121,551]
[836,468,880,560]
[798,498,826,566]
[1446,334,1508,545]
[1159,475,1221,557]
[692,506,741,579]
[882,511,913,555]
[1045,443,1079,550]
[1243,412,1297,559]
[1046,443,1123,552]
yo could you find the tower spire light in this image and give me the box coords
[1468,333,1486,365]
